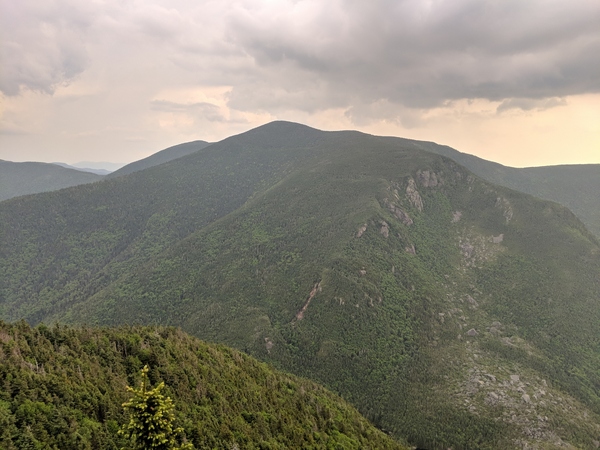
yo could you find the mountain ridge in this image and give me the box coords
[1,121,599,448]
[404,139,600,239]
[106,140,212,179]
[0,159,103,202]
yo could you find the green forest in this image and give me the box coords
[1,122,599,449]
[0,322,405,449]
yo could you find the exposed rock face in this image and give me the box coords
[383,197,413,225]
[460,242,475,259]
[405,244,416,254]
[491,234,504,244]
[466,295,479,309]
[495,197,514,224]
[458,362,595,447]
[406,178,423,211]
[380,221,389,238]
[296,282,321,320]
[356,223,367,238]
[452,211,462,223]
[418,170,439,187]
[459,230,506,267]
[466,328,478,337]
[264,337,274,353]
[393,207,413,225]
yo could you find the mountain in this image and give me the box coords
[0,322,404,449]
[0,139,210,202]
[106,140,211,179]
[407,141,600,240]
[73,161,127,172]
[0,160,103,202]
[52,162,113,176]
[1,121,599,449]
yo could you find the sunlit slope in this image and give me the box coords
[0,322,405,449]
[1,122,599,448]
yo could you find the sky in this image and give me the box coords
[1,0,599,168]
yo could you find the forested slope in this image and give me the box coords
[408,140,600,239]
[0,322,404,449]
[1,122,599,448]
[0,160,102,201]
[106,140,211,179]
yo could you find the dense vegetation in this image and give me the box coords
[0,160,102,201]
[1,122,599,448]
[411,140,600,239]
[0,322,404,449]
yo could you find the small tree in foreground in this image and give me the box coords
[120,365,193,450]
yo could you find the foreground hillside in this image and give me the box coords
[1,122,599,448]
[0,160,103,201]
[0,322,404,449]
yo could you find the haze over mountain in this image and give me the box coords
[52,162,113,176]
[72,161,127,172]
[0,141,210,202]
[1,122,599,448]
[0,160,103,202]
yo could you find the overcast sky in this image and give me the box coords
[1,0,599,167]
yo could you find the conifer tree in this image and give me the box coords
[120,365,193,450]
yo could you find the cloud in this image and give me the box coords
[150,100,226,122]
[220,0,600,117]
[496,97,568,113]
[2,0,599,128]
[0,120,32,135]
[0,0,94,96]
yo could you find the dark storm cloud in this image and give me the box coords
[223,0,600,113]
[2,0,599,119]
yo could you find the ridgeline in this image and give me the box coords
[1,122,599,448]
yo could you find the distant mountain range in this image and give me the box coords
[0,142,209,202]
[73,161,127,171]
[0,160,103,202]
[2,134,598,242]
[1,121,599,448]
[52,162,113,176]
